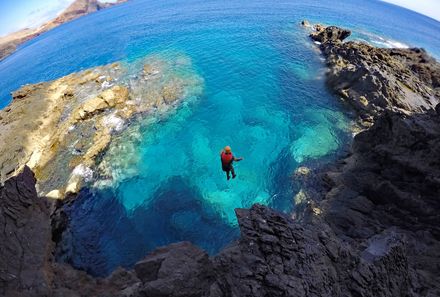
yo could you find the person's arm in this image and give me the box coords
[234,156,243,161]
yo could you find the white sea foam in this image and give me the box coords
[93,179,113,189]
[384,40,408,48]
[103,113,125,132]
[101,81,114,89]
[356,31,409,49]
[72,164,94,182]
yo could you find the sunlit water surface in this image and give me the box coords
[0,0,439,276]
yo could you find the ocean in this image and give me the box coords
[0,0,439,276]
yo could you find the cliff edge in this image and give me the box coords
[1,24,439,296]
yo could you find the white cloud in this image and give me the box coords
[382,0,440,21]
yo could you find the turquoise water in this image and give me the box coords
[1,0,439,276]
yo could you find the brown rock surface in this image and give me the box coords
[0,55,203,198]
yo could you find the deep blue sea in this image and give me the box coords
[1,0,439,276]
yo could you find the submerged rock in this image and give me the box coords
[0,54,203,198]
[1,23,440,297]
[300,20,310,27]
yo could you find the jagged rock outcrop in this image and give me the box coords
[1,23,440,297]
[323,110,440,238]
[2,168,438,296]
[310,25,351,44]
[0,166,52,294]
[0,167,142,296]
[135,242,215,297]
[309,25,440,126]
[317,109,440,295]
[210,205,426,297]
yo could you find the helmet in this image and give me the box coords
[224,146,231,153]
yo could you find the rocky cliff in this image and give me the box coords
[0,0,127,61]
[1,24,440,296]
[309,25,439,126]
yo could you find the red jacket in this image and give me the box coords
[221,152,234,167]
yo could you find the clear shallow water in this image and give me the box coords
[1,0,439,276]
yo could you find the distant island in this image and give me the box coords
[0,0,127,61]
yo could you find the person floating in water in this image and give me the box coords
[220,146,243,180]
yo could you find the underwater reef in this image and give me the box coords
[1,24,440,296]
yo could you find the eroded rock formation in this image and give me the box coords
[0,55,203,198]
[1,24,440,297]
[309,24,440,126]
[2,164,439,296]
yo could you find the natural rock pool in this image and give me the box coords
[1,0,439,277]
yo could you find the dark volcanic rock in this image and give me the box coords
[0,166,52,296]
[0,167,141,296]
[135,241,214,297]
[310,24,440,123]
[2,155,440,296]
[324,110,440,238]
[1,23,440,297]
[310,25,351,44]
[209,204,439,297]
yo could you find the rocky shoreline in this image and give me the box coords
[0,54,203,199]
[308,23,440,125]
[1,24,440,296]
[0,0,127,62]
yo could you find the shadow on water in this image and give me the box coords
[62,176,239,276]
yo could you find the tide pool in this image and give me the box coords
[1,0,439,277]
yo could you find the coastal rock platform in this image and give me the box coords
[0,55,203,198]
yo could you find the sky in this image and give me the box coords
[0,0,118,37]
[0,0,73,36]
[0,0,439,36]
[381,0,440,21]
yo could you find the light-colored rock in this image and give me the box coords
[359,95,369,106]
[46,189,63,199]
[294,189,309,205]
[294,166,311,178]
[0,54,203,197]
[65,178,81,194]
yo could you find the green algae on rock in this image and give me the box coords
[0,53,203,198]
